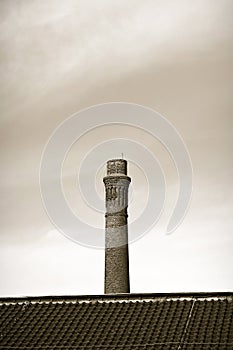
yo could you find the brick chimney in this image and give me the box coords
[103,159,131,294]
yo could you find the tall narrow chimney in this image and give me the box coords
[103,159,131,294]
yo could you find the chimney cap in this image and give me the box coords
[106,159,127,175]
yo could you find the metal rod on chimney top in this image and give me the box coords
[103,159,131,294]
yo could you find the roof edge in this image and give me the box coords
[0,291,232,304]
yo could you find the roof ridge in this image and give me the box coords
[0,294,232,306]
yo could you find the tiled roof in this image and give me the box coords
[0,292,232,349]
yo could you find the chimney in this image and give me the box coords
[103,159,131,294]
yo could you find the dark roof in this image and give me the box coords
[0,292,232,349]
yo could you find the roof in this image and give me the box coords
[0,292,232,349]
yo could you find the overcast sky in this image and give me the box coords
[0,0,233,296]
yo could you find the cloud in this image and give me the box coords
[1,0,233,114]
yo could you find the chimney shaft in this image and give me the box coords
[103,159,131,294]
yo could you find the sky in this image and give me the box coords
[0,0,233,296]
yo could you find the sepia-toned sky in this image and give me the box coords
[0,0,233,296]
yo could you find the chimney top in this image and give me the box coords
[107,159,127,176]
